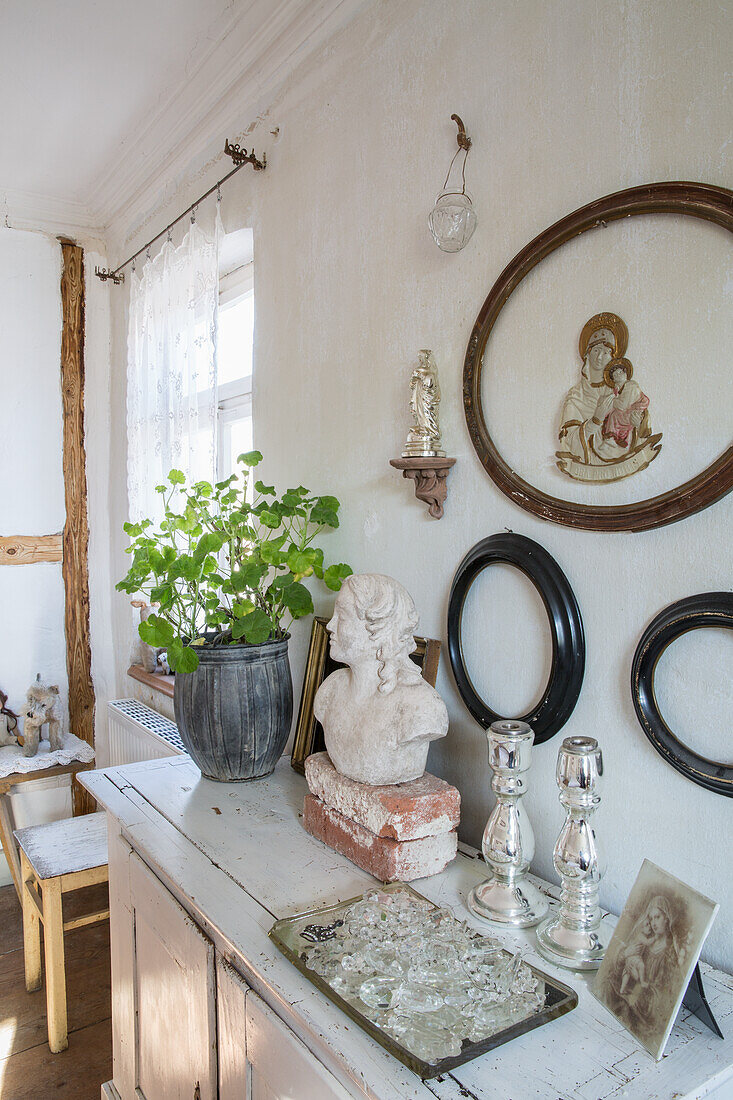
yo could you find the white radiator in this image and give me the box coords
[103,699,186,767]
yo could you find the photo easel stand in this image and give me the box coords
[682,964,724,1039]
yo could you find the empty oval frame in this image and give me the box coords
[463,181,733,532]
[632,592,733,798]
[447,533,585,744]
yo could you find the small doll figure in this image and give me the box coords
[601,358,650,448]
[22,676,64,757]
[0,689,20,748]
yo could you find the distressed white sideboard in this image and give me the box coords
[80,757,733,1100]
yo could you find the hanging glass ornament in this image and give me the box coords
[428,115,477,253]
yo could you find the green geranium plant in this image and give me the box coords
[117,451,352,673]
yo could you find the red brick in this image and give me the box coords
[302,793,457,882]
[304,752,460,841]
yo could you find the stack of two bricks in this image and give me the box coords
[303,752,461,881]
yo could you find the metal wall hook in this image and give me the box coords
[451,114,472,151]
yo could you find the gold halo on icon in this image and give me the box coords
[579,313,628,360]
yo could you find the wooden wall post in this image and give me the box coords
[60,242,96,816]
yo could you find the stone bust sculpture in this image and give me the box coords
[313,573,449,785]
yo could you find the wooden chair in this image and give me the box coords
[14,812,109,1053]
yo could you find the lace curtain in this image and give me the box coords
[126,213,221,523]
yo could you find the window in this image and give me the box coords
[216,228,254,480]
[193,228,254,484]
[217,281,254,480]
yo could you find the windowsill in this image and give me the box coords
[127,665,175,699]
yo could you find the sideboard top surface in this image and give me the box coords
[81,757,733,1100]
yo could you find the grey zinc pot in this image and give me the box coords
[174,636,293,781]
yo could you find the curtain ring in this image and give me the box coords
[191,205,197,224]
[216,184,222,203]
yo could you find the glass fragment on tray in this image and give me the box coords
[288,885,546,1065]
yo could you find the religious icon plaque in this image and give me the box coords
[592,860,719,1060]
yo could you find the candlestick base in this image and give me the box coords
[468,877,548,928]
[535,913,610,971]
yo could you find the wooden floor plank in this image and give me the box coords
[0,922,111,1059]
[0,882,112,1093]
[0,882,23,957]
[0,1017,112,1100]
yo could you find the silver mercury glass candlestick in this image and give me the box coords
[536,735,609,970]
[468,720,548,928]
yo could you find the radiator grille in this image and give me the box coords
[105,699,185,766]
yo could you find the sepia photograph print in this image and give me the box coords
[593,860,719,1060]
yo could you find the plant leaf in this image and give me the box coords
[138,614,175,647]
[193,531,224,561]
[238,450,263,467]
[167,637,199,673]
[281,581,314,617]
[310,503,339,528]
[259,509,281,530]
[232,609,272,644]
[323,563,353,591]
[286,547,317,578]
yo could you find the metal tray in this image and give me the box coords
[269,882,577,1079]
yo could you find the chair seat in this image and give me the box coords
[14,812,108,880]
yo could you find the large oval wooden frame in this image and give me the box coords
[463,181,733,532]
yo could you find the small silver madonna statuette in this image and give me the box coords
[402,350,445,458]
[468,720,548,928]
[536,736,609,970]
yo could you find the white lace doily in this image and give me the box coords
[0,733,95,780]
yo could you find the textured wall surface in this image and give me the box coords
[104,0,733,968]
[0,229,70,884]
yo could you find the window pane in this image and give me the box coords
[227,415,253,475]
[218,292,254,387]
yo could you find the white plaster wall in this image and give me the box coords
[0,228,69,885]
[84,249,116,761]
[104,0,733,969]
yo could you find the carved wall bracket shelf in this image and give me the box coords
[390,457,456,519]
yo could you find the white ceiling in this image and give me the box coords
[0,0,367,234]
[1,0,236,201]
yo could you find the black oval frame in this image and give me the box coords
[631,592,733,798]
[447,533,585,744]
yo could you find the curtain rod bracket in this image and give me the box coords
[224,139,266,171]
[94,266,125,284]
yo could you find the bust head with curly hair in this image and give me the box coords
[328,573,423,695]
[314,573,449,785]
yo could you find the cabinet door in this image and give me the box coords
[217,956,249,1100]
[129,852,217,1100]
[245,989,354,1100]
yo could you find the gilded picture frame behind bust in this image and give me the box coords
[290,616,441,775]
